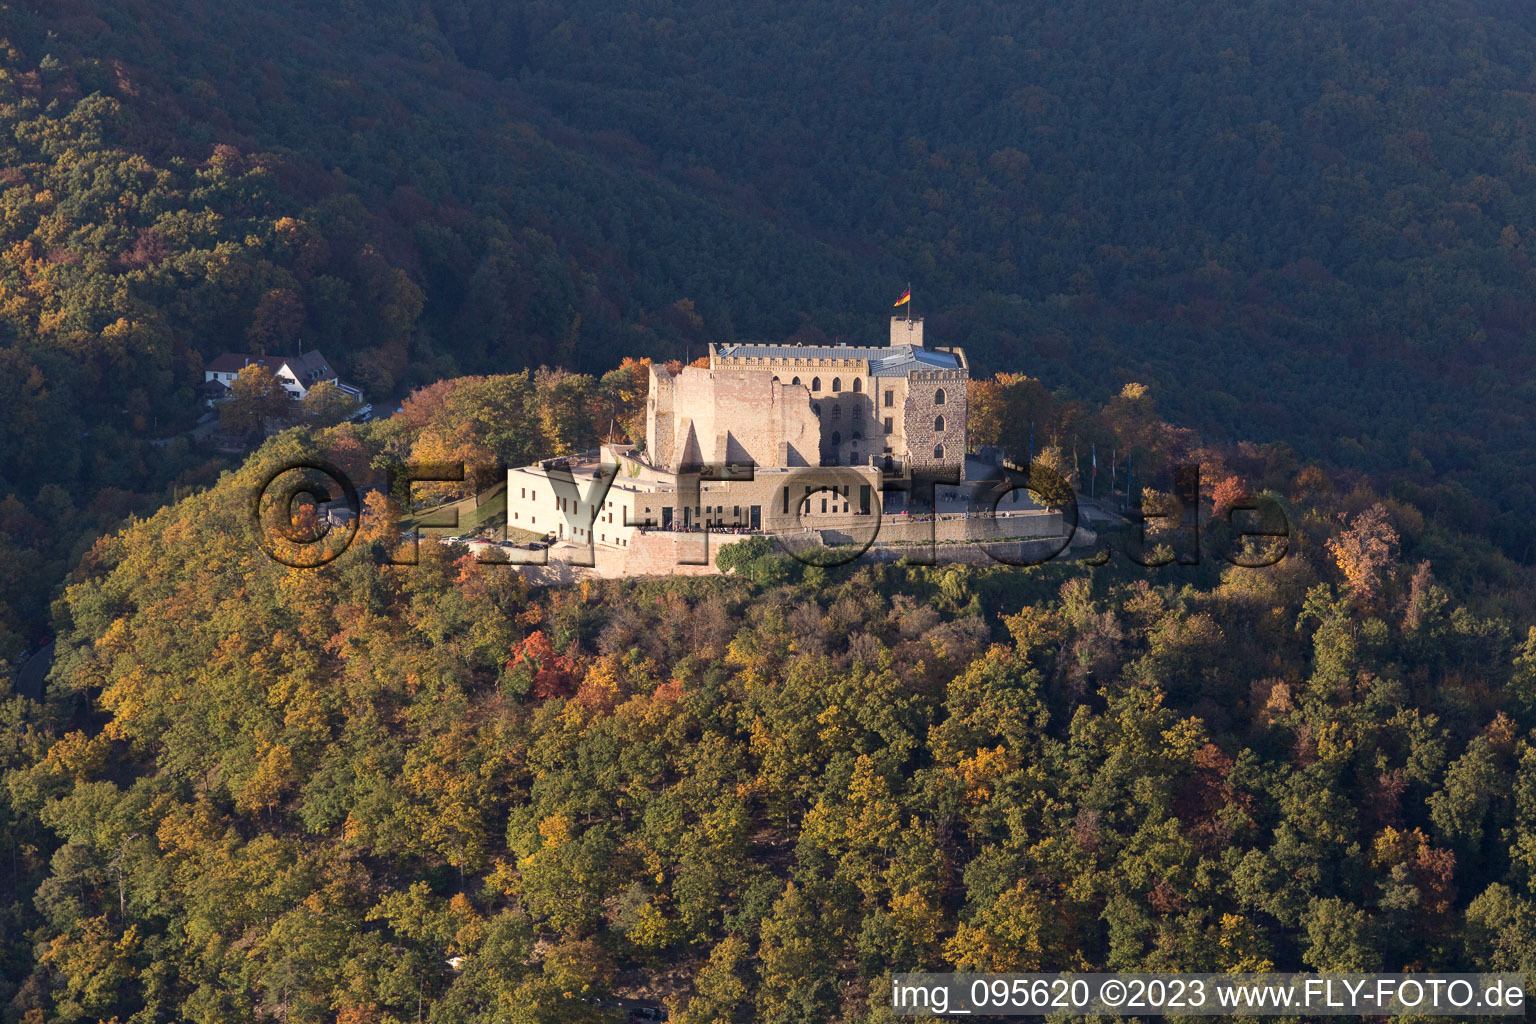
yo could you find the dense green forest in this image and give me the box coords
[1,0,1536,657]
[0,381,1534,1022]
[4,0,1536,1017]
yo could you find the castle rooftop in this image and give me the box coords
[713,343,962,376]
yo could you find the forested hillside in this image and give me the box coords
[0,390,1534,1022]
[5,0,1536,663]
[4,3,1536,1016]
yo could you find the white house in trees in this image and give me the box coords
[202,350,369,417]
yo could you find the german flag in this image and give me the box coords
[893,287,911,307]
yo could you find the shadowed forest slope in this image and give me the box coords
[3,0,1535,572]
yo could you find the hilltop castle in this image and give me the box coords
[647,316,968,474]
[504,317,1017,569]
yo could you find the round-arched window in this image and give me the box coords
[811,376,821,392]
[934,414,945,432]
[935,388,946,406]
[831,430,841,445]
[792,376,800,386]
[852,378,863,394]
[832,377,842,392]
[933,444,945,459]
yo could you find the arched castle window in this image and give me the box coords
[852,429,862,440]
[832,377,842,392]
[935,388,946,406]
[934,414,945,432]
[852,378,863,394]
[933,444,945,459]
[831,430,841,445]
[792,376,800,386]
[811,376,821,392]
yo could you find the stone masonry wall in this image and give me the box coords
[875,376,909,464]
[902,369,968,473]
[647,365,820,471]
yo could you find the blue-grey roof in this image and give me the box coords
[715,343,961,377]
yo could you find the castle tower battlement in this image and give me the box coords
[646,315,968,475]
